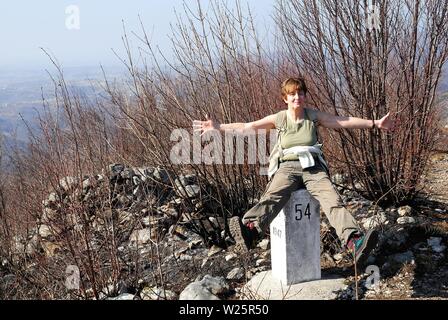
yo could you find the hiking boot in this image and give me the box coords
[346,229,378,266]
[229,216,259,253]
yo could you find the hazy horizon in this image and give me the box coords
[0,0,276,71]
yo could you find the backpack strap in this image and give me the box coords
[304,108,321,143]
[274,110,287,159]
[275,110,287,132]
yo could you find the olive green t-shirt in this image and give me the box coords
[278,108,318,161]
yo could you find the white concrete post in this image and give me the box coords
[270,189,321,285]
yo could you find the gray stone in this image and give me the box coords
[188,239,203,249]
[179,275,229,300]
[109,163,125,175]
[333,253,344,262]
[362,212,388,229]
[396,217,415,224]
[183,185,201,198]
[129,228,153,246]
[121,168,135,179]
[398,205,413,217]
[82,178,91,190]
[134,167,154,182]
[257,239,270,250]
[427,237,446,253]
[141,287,177,300]
[38,224,53,238]
[59,176,77,192]
[107,293,135,300]
[270,189,321,285]
[48,192,60,204]
[153,167,170,184]
[225,253,237,261]
[179,254,193,261]
[389,251,415,265]
[226,267,245,280]
[256,259,267,266]
[242,271,347,300]
[41,207,58,223]
[384,228,409,250]
[207,245,222,257]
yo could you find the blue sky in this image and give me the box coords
[0,0,276,69]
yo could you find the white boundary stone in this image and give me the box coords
[270,189,321,285]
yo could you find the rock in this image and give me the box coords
[208,245,223,257]
[332,173,348,185]
[134,167,154,182]
[107,293,135,300]
[129,228,153,246]
[257,239,270,250]
[189,239,203,249]
[141,287,177,300]
[242,271,347,300]
[383,228,409,251]
[121,168,135,179]
[427,237,446,253]
[141,217,151,227]
[38,224,53,239]
[389,251,415,265]
[321,252,334,265]
[183,185,201,198]
[260,250,271,259]
[59,176,77,193]
[153,167,170,184]
[226,267,245,280]
[398,206,413,217]
[179,275,229,300]
[179,254,193,261]
[82,178,91,190]
[225,253,237,261]
[174,175,201,198]
[396,217,416,224]
[362,212,388,229]
[47,192,60,205]
[109,163,125,176]
[256,259,266,266]
[333,253,344,262]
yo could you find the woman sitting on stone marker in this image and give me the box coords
[193,77,396,265]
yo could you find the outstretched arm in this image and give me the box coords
[193,114,276,136]
[316,111,396,131]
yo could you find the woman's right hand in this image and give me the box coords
[193,115,220,136]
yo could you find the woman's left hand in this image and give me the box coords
[375,112,396,131]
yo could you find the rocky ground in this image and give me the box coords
[142,152,448,301]
[1,152,447,300]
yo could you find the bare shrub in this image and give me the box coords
[275,0,448,204]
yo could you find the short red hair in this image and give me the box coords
[281,77,308,100]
